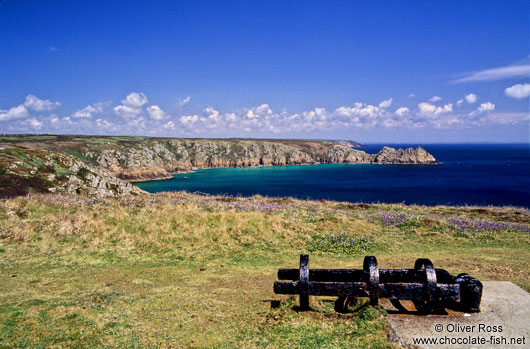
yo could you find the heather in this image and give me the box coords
[0,192,529,347]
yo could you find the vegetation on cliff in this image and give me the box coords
[0,147,143,198]
[0,135,438,197]
[0,192,528,347]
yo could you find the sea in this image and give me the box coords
[134,144,530,207]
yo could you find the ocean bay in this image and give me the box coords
[135,143,530,207]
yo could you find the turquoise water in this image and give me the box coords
[134,144,530,207]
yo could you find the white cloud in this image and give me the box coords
[454,63,530,83]
[395,107,409,117]
[469,102,495,117]
[0,105,29,121]
[114,104,141,117]
[505,83,530,99]
[205,106,220,121]
[28,118,43,129]
[480,112,529,125]
[378,98,393,108]
[23,95,60,112]
[456,99,464,106]
[125,117,147,130]
[465,93,478,104]
[95,118,113,129]
[408,93,415,98]
[0,95,61,122]
[114,92,149,117]
[123,92,148,108]
[163,121,176,130]
[303,107,328,122]
[177,96,191,107]
[432,114,463,128]
[225,113,237,122]
[246,104,272,119]
[71,102,105,118]
[429,96,442,102]
[180,114,199,126]
[2,92,528,136]
[147,105,167,120]
[418,102,453,117]
[335,103,381,119]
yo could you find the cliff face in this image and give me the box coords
[0,136,440,193]
[373,146,438,164]
[80,140,438,181]
[0,149,144,198]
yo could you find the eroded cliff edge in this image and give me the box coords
[91,142,438,181]
[0,136,439,197]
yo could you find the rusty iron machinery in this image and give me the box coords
[274,255,482,314]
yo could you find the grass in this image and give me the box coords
[0,192,529,347]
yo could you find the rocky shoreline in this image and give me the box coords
[0,136,440,197]
[84,141,439,181]
[130,147,441,182]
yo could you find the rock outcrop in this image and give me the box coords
[0,149,145,198]
[80,140,439,180]
[0,136,440,190]
[373,146,438,164]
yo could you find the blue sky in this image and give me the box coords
[0,0,529,142]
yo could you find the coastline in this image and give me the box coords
[132,144,530,208]
[126,160,442,183]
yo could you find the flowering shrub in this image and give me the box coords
[364,209,530,237]
[366,211,408,227]
[445,216,530,237]
[186,194,530,240]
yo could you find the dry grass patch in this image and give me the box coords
[0,192,529,347]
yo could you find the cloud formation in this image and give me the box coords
[454,62,530,83]
[71,103,105,118]
[29,118,43,129]
[1,92,528,137]
[378,98,393,108]
[465,93,478,103]
[0,95,60,121]
[111,92,171,131]
[163,120,176,130]
[395,107,409,117]
[147,105,167,120]
[23,95,61,112]
[114,92,149,117]
[177,96,191,107]
[0,105,29,121]
[505,83,530,99]
[429,96,442,102]
[418,102,453,117]
[480,112,530,125]
[469,102,495,118]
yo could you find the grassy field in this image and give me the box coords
[0,192,529,348]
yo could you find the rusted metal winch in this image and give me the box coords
[273,255,482,314]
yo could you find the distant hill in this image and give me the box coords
[0,135,438,198]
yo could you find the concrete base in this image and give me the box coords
[384,281,529,348]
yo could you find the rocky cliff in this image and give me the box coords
[372,146,437,164]
[0,136,439,197]
[0,149,144,198]
[79,139,439,181]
